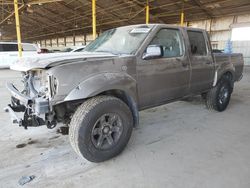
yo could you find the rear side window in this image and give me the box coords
[0,44,18,52]
[187,31,207,56]
[22,44,37,51]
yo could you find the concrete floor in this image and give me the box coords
[0,68,250,188]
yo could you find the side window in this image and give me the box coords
[187,31,207,56]
[0,44,18,52]
[22,44,37,51]
[149,29,184,58]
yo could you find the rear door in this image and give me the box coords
[137,27,191,109]
[186,30,214,93]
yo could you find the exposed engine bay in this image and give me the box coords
[5,70,57,129]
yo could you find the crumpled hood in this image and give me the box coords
[10,52,117,72]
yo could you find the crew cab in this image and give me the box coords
[5,24,244,162]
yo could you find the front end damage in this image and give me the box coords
[4,70,57,129]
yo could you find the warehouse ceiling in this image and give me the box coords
[1,0,250,41]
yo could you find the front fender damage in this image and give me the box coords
[64,72,137,102]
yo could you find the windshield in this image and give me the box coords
[84,25,152,55]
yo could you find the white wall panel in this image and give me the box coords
[210,31,231,41]
[211,16,234,31]
[237,14,250,23]
[233,41,250,65]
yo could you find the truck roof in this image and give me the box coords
[117,23,205,32]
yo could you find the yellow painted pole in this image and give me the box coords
[180,12,184,26]
[146,0,149,24]
[92,0,96,40]
[180,0,185,27]
[14,0,22,57]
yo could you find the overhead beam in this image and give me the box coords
[191,0,213,18]
[0,0,63,26]
[20,2,139,36]
[0,4,25,25]
[92,1,133,26]
[0,0,22,5]
[135,0,173,23]
[27,0,63,5]
[24,18,129,40]
[3,0,250,41]
[121,0,165,23]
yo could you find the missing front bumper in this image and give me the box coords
[5,82,55,129]
[4,105,46,129]
[6,82,31,105]
[6,82,50,114]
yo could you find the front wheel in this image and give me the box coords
[205,77,232,112]
[69,96,133,162]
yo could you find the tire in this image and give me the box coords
[69,96,133,162]
[205,76,232,112]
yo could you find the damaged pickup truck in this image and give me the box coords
[5,24,244,162]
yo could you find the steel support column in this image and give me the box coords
[92,0,97,39]
[180,12,185,26]
[14,0,22,57]
[146,0,149,24]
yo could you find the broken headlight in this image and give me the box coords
[27,70,49,98]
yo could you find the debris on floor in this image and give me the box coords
[18,175,36,186]
[16,143,27,149]
[56,126,69,135]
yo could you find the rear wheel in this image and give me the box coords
[69,96,133,162]
[205,77,232,112]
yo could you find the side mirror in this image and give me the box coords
[142,45,163,60]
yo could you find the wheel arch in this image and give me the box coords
[63,73,139,127]
[219,71,234,89]
[99,89,139,127]
[214,69,235,88]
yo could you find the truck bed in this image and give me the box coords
[214,53,244,81]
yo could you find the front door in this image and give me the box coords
[137,28,191,109]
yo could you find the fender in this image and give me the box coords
[213,63,235,87]
[64,72,137,103]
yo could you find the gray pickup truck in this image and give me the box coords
[5,24,243,162]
